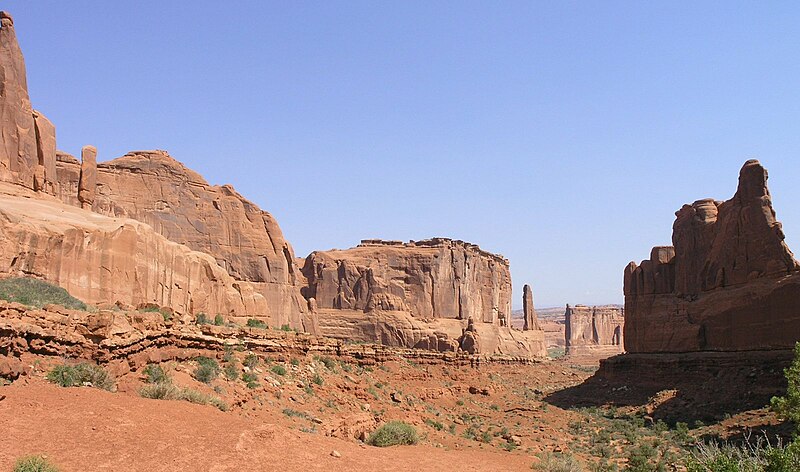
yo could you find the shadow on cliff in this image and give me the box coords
[544,352,792,424]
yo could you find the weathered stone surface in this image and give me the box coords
[0,182,273,318]
[0,12,37,189]
[564,304,623,358]
[303,238,511,322]
[32,110,56,194]
[55,150,313,332]
[624,160,800,353]
[302,239,547,356]
[77,145,97,209]
[522,284,541,331]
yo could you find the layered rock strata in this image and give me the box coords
[623,160,800,353]
[564,305,624,358]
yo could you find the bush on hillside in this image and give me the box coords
[0,277,87,310]
[46,363,114,391]
[367,421,419,447]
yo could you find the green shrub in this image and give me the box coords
[195,313,210,325]
[533,452,583,472]
[424,418,444,431]
[246,318,267,329]
[290,358,300,366]
[193,357,220,384]
[320,356,336,370]
[214,314,224,326]
[242,372,259,388]
[243,354,259,368]
[312,373,324,386]
[271,365,287,376]
[13,455,59,472]
[224,362,239,381]
[139,383,227,411]
[772,342,800,428]
[367,421,419,447]
[142,364,169,384]
[46,363,114,391]
[283,408,309,419]
[0,277,86,310]
[280,324,292,332]
[685,440,800,472]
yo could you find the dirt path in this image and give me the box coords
[1,381,534,471]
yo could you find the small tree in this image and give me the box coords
[771,342,800,430]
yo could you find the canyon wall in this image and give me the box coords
[623,160,800,353]
[564,305,624,358]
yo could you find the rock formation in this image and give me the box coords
[301,239,547,356]
[624,160,800,353]
[522,284,541,331]
[77,145,97,209]
[0,182,274,319]
[0,12,56,193]
[564,304,624,358]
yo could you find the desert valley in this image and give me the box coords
[2,8,800,472]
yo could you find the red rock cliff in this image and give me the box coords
[564,305,624,358]
[624,160,800,353]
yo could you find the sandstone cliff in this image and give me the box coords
[624,160,800,353]
[564,304,623,358]
[301,239,547,357]
[53,150,311,330]
[0,12,56,193]
[0,182,274,319]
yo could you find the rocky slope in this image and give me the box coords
[623,160,800,353]
[564,305,624,358]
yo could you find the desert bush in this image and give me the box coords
[13,455,59,472]
[243,354,259,368]
[282,408,309,419]
[533,452,583,472]
[224,362,239,381]
[214,314,224,326]
[685,439,800,472]
[246,318,266,328]
[424,418,444,431]
[142,364,169,384]
[280,324,292,331]
[242,372,259,388]
[139,383,227,411]
[312,373,323,386]
[193,357,220,384]
[367,421,419,447]
[195,313,210,325]
[271,365,287,376]
[46,363,114,391]
[320,356,336,370]
[0,277,86,310]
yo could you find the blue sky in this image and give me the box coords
[11,2,800,308]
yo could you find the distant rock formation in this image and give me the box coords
[624,160,800,353]
[301,239,547,357]
[522,284,541,331]
[564,304,624,358]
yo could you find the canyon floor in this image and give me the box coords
[1,348,788,471]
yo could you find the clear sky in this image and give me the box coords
[10,2,800,308]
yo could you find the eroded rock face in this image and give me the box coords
[301,239,547,356]
[0,183,275,318]
[0,12,56,192]
[564,305,624,358]
[78,145,96,209]
[624,160,800,353]
[54,150,312,331]
[303,239,512,322]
